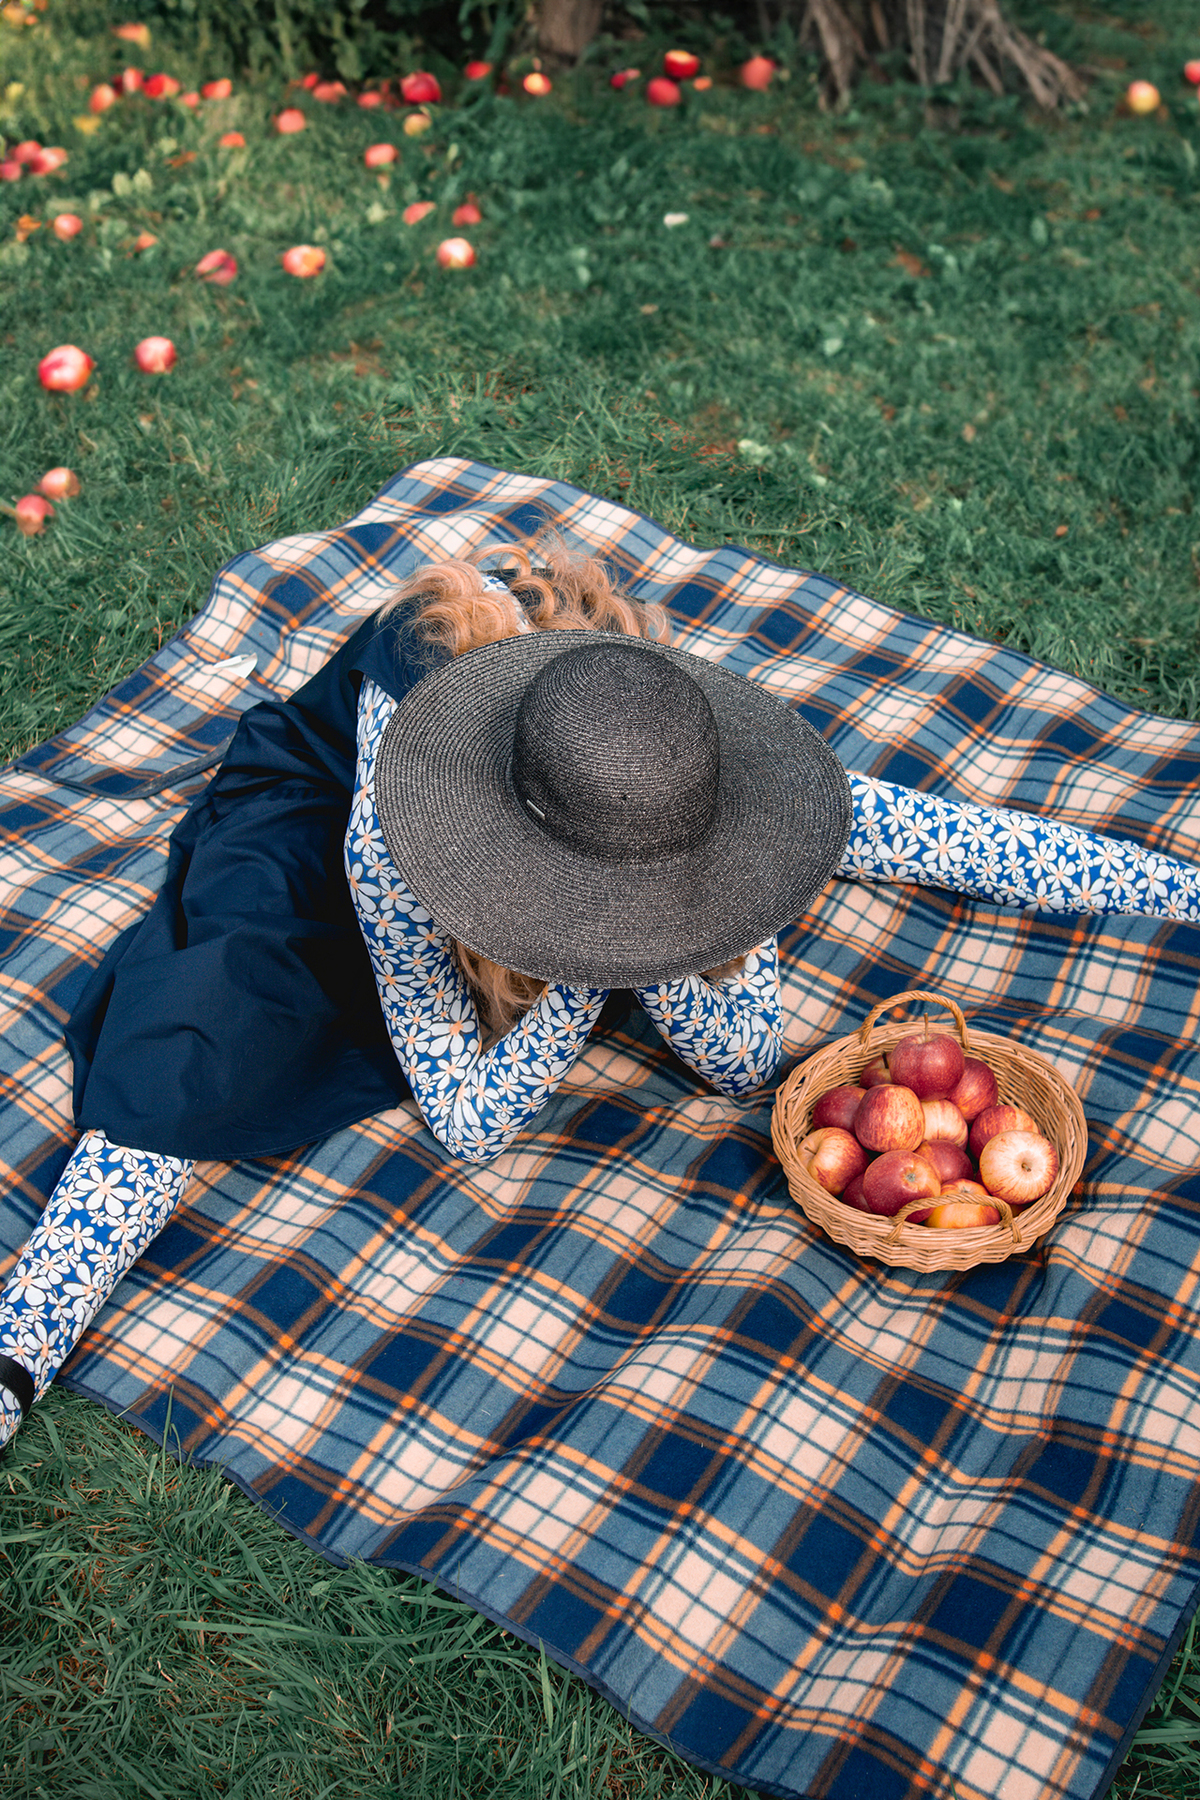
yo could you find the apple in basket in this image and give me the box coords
[923,1183,1001,1229]
[920,1098,968,1146]
[853,1083,925,1153]
[888,1027,965,1100]
[948,1056,998,1121]
[796,1128,866,1197]
[861,1149,941,1218]
[916,1138,972,1185]
[811,1083,865,1132]
[859,1053,891,1088]
[968,1103,1039,1162]
[978,1130,1058,1207]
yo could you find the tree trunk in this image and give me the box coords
[536,0,606,63]
[800,0,1086,110]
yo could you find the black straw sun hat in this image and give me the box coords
[374,631,852,987]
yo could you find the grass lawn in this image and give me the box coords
[4,1,1200,1794]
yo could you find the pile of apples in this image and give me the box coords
[796,1023,1058,1230]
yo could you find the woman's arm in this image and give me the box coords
[840,773,1200,919]
[0,1131,193,1448]
[633,940,785,1098]
[348,681,607,1164]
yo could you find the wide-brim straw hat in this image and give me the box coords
[374,630,851,987]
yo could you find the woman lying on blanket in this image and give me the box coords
[2,540,1200,1450]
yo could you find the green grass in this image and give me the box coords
[4,2,1200,1794]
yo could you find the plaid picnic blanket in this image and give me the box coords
[4,457,1200,1800]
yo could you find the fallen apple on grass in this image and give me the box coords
[401,72,441,104]
[195,248,237,284]
[14,494,53,536]
[275,108,307,134]
[452,198,482,225]
[201,78,233,101]
[90,83,118,114]
[740,55,775,90]
[646,77,682,107]
[402,200,435,225]
[853,1082,925,1153]
[38,467,79,499]
[436,236,476,268]
[281,244,326,277]
[52,213,84,240]
[977,1130,1058,1206]
[38,344,94,391]
[364,143,398,168]
[523,73,553,96]
[218,131,245,149]
[134,336,177,373]
[663,50,700,80]
[1126,80,1160,115]
[795,1128,866,1197]
[143,74,181,100]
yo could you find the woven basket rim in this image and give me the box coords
[771,991,1087,1271]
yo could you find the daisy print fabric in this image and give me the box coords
[0,1130,192,1446]
[840,773,1200,918]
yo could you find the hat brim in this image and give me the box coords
[374,631,851,987]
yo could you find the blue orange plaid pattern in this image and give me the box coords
[4,458,1200,1800]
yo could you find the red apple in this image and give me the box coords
[452,198,482,225]
[132,229,159,250]
[402,200,435,224]
[12,142,43,164]
[312,80,347,103]
[275,108,307,134]
[915,1139,972,1186]
[859,1053,890,1088]
[861,1149,941,1218]
[968,1103,1039,1162]
[1185,60,1200,86]
[436,236,476,268]
[840,1171,868,1212]
[740,55,775,90]
[610,69,641,90]
[358,91,384,108]
[646,77,682,107]
[812,1083,866,1132]
[201,78,233,101]
[464,61,492,81]
[920,1098,968,1147]
[30,147,68,174]
[195,248,237,285]
[281,244,326,277]
[664,50,701,80]
[120,68,144,94]
[90,83,118,113]
[218,132,245,148]
[0,161,21,181]
[301,73,319,89]
[853,1083,925,1154]
[401,72,441,105]
[693,76,713,91]
[143,74,181,100]
[38,467,80,500]
[796,1128,866,1197]
[38,345,94,392]
[978,1130,1058,1206]
[181,93,201,109]
[948,1056,998,1122]
[888,1027,965,1099]
[14,494,53,537]
[134,336,176,373]
[52,213,84,240]
[364,143,398,168]
[924,1192,1000,1229]
[113,22,151,48]
[1126,80,1160,115]
[523,72,552,96]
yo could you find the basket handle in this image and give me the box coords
[885,1195,1022,1246]
[858,989,971,1054]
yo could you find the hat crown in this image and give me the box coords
[510,641,720,862]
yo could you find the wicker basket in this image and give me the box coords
[771,989,1088,1271]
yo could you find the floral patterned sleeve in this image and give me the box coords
[633,942,785,1098]
[839,773,1200,919]
[0,1129,193,1448]
[347,680,608,1165]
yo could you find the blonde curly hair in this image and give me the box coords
[375,536,676,1037]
